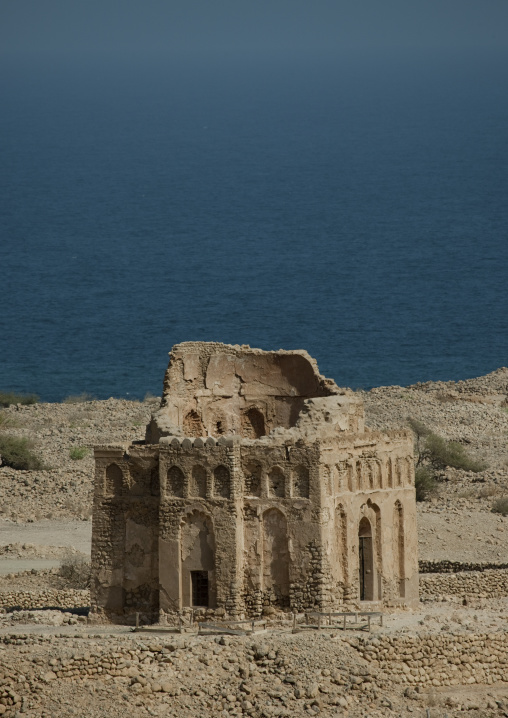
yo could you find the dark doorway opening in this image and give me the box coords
[191,570,209,607]
[359,517,374,601]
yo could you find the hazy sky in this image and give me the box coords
[2,0,508,62]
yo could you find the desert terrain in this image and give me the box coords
[0,369,507,717]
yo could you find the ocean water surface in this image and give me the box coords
[1,51,507,401]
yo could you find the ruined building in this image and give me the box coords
[91,342,418,622]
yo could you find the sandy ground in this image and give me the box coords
[0,520,91,555]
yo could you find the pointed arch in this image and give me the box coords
[395,458,403,486]
[105,463,123,496]
[367,461,374,489]
[347,461,355,492]
[243,461,262,497]
[356,460,363,490]
[336,503,348,587]
[358,517,373,600]
[268,466,285,498]
[189,465,207,498]
[395,500,405,597]
[293,465,309,498]
[213,465,230,499]
[387,457,394,488]
[180,511,216,608]
[373,502,383,599]
[167,465,184,498]
[150,466,160,496]
[262,508,289,605]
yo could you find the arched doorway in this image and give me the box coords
[262,509,290,607]
[180,512,216,608]
[395,501,405,597]
[358,517,374,601]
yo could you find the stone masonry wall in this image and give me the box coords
[419,560,508,573]
[419,569,508,599]
[351,631,508,688]
[0,589,88,611]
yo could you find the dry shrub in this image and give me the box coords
[59,550,91,589]
[0,391,38,407]
[457,489,475,499]
[0,412,20,429]
[69,446,88,460]
[415,466,438,502]
[0,434,45,470]
[492,497,508,517]
[478,485,497,499]
[424,433,486,473]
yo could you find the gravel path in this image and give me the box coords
[0,520,92,557]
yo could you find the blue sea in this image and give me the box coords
[1,50,507,402]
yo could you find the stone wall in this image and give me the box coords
[419,559,508,573]
[419,569,508,599]
[0,589,88,611]
[350,631,508,688]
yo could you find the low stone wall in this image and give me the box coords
[419,560,508,574]
[0,589,89,611]
[2,569,508,613]
[419,569,508,599]
[0,633,183,696]
[349,632,508,688]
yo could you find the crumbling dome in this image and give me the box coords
[146,342,364,442]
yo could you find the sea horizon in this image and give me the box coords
[2,50,507,402]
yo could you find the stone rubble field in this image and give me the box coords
[0,616,508,718]
[0,368,508,716]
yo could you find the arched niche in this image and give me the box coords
[241,408,266,439]
[150,466,160,496]
[189,465,207,498]
[167,466,185,498]
[105,463,123,496]
[292,465,309,499]
[268,466,285,498]
[262,508,290,605]
[336,504,348,587]
[387,457,394,488]
[358,517,374,601]
[372,460,382,489]
[347,462,355,492]
[180,512,216,608]
[356,461,363,490]
[213,465,230,499]
[244,462,262,497]
[367,462,374,489]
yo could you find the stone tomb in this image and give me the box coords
[91,342,418,622]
